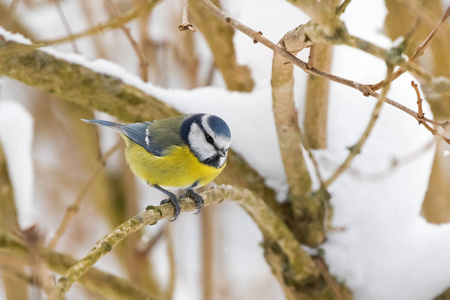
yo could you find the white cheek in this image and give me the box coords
[219,156,226,167]
[188,123,216,160]
[215,135,231,150]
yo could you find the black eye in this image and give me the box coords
[205,134,214,144]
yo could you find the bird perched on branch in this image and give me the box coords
[83,114,231,220]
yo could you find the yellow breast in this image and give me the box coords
[123,139,225,189]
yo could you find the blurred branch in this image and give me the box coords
[48,141,121,250]
[0,1,29,35]
[53,0,79,53]
[190,0,254,92]
[53,185,322,298]
[197,0,450,144]
[336,0,352,16]
[0,144,28,300]
[325,65,394,187]
[284,0,342,33]
[107,0,150,81]
[165,226,176,300]
[201,208,214,300]
[37,0,162,46]
[0,35,281,218]
[0,230,157,300]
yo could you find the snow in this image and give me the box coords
[0,101,35,229]
[1,0,450,299]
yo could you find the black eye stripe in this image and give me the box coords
[205,133,214,144]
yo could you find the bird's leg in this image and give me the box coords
[152,184,180,221]
[180,189,204,215]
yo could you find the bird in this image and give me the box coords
[83,113,231,220]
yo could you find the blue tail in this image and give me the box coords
[82,119,124,132]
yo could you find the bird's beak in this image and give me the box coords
[218,149,227,157]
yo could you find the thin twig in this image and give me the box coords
[411,81,424,123]
[313,257,346,300]
[307,44,315,70]
[348,139,435,181]
[370,5,450,91]
[198,0,450,144]
[325,65,395,187]
[37,0,162,46]
[48,141,121,250]
[53,0,79,53]
[107,0,149,81]
[410,83,450,144]
[52,185,320,298]
[179,0,196,32]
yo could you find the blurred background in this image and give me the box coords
[0,0,450,299]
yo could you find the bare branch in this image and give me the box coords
[370,5,450,91]
[107,0,150,81]
[53,185,320,298]
[48,141,121,250]
[0,230,157,300]
[37,0,162,46]
[179,0,196,31]
[198,0,450,143]
[325,65,395,187]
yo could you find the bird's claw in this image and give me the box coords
[160,197,180,222]
[182,189,204,215]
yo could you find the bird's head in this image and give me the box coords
[181,114,231,168]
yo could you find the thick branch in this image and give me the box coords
[53,185,320,298]
[304,43,333,149]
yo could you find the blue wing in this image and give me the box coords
[82,119,162,156]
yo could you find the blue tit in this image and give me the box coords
[83,113,231,220]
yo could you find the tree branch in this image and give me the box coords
[0,230,157,300]
[53,185,321,298]
[37,0,162,46]
[325,64,395,187]
[190,0,254,92]
[197,0,450,143]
